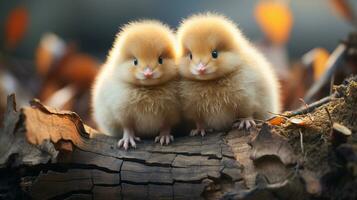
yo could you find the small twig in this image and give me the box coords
[267,111,290,120]
[304,43,346,103]
[288,95,334,117]
[299,129,304,154]
[324,107,335,144]
[267,94,335,122]
[298,98,309,108]
[299,98,314,121]
[324,107,333,127]
[330,74,335,95]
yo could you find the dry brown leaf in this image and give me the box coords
[36,33,99,103]
[22,99,90,146]
[35,34,99,89]
[4,6,29,50]
[59,53,99,89]
[38,53,99,101]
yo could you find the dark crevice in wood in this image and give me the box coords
[122,153,175,167]
[93,183,121,187]
[76,144,227,169]
[120,180,175,186]
[31,163,119,174]
[148,149,223,159]
[118,154,123,199]
[173,179,212,185]
[48,188,93,200]
[6,163,119,187]
[222,154,236,160]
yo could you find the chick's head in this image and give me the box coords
[177,13,244,81]
[109,20,178,86]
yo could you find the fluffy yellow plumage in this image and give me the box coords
[177,13,281,135]
[92,20,180,149]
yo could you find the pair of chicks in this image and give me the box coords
[92,13,281,150]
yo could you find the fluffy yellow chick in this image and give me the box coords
[92,20,180,149]
[177,13,280,136]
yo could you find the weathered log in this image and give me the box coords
[0,77,356,200]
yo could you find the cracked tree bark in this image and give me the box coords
[0,77,356,200]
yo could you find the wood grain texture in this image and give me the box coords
[1,76,356,200]
[0,95,250,199]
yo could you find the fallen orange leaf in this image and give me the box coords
[4,6,29,50]
[268,116,286,125]
[254,0,293,45]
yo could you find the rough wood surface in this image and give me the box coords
[0,95,298,200]
[0,77,356,200]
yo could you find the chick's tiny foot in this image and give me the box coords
[155,128,174,145]
[233,118,256,130]
[190,128,207,137]
[117,129,141,150]
[155,134,174,145]
[190,122,210,137]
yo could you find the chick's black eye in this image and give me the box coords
[133,58,138,66]
[211,50,218,59]
[189,52,192,60]
[158,56,163,64]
